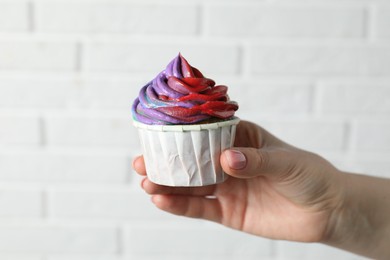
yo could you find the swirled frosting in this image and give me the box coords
[132,54,238,125]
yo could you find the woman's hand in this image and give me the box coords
[133,121,344,242]
[133,120,390,259]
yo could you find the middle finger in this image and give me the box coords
[141,178,217,197]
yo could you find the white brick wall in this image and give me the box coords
[228,79,312,115]
[0,255,43,260]
[373,6,390,38]
[45,114,138,148]
[0,76,143,109]
[0,40,77,71]
[250,43,390,76]
[48,189,171,219]
[208,4,365,38]
[124,222,273,257]
[275,241,365,260]
[36,3,200,35]
[260,119,347,152]
[0,0,389,259]
[0,224,117,253]
[0,188,42,218]
[0,151,130,183]
[354,121,390,152]
[0,2,29,32]
[0,115,41,145]
[84,42,240,74]
[317,80,390,115]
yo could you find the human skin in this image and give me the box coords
[132,120,390,259]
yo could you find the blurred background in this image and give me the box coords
[0,0,389,259]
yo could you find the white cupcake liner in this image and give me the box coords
[133,117,240,187]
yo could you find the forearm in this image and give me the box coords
[325,172,390,259]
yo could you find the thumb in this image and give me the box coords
[220,147,294,179]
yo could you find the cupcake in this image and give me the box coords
[132,53,239,186]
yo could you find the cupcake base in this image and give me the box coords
[134,117,239,187]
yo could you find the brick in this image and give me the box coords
[0,189,42,218]
[204,0,261,1]
[127,256,265,260]
[258,120,346,152]
[0,78,76,108]
[273,0,372,1]
[319,152,351,172]
[374,6,390,38]
[0,152,129,183]
[48,255,265,260]
[48,257,122,260]
[250,43,390,76]
[47,256,255,260]
[0,255,43,260]
[276,241,364,260]
[78,78,143,109]
[0,225,117,253]
[36,3,198,35]
[0,2,28,32]
[124,222,272,256]
[0,41,76,71]
[85,43,240,75]
[48,190,170,219]
[49,256,246,260]
[208,4,364,38]
[353,160,390,179]
[228,80,311,115]
[318,81,390,115]
[0,77,141,109]
[354,121,390,152]
[45,115,137,147]
[0,116,40,145]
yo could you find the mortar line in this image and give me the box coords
[75,42,83,72]
[28,0,35,32]
[116,224,124,255]
[41,189,48,219]
[365,3,376,43]
[39,116,46,147]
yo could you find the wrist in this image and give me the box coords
[324,172,390,258]
[322,171,349,244]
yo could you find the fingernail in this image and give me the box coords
[225,150,247,170]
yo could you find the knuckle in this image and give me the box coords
[255,149,270,171]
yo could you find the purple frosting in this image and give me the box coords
[132,54,238,125]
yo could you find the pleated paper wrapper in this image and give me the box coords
[133,117,240,187]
